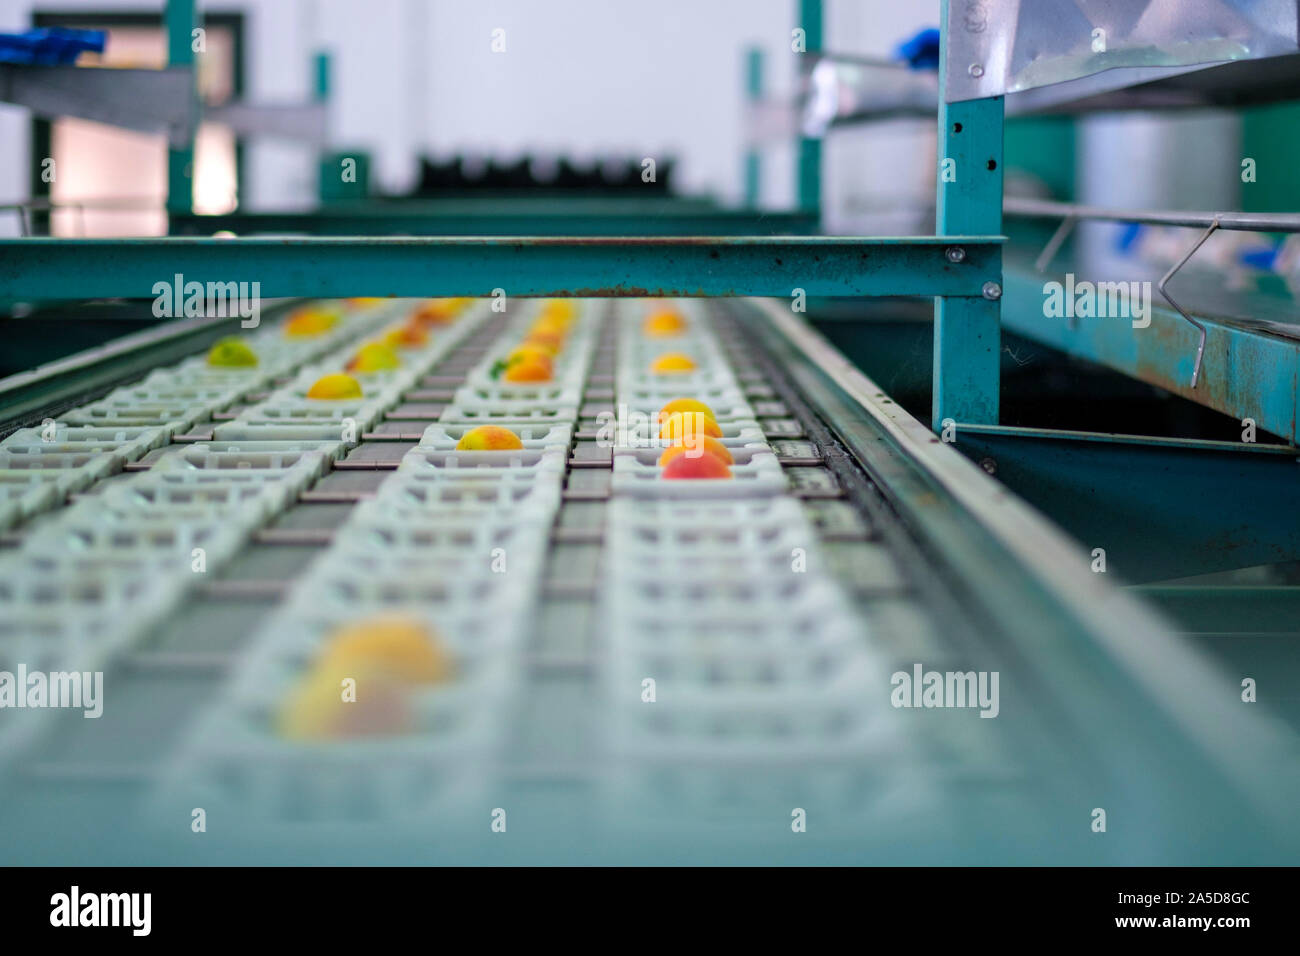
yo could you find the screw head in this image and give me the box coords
[969,63,985,78]
[979,457,997,475]
[982,281,1002,300]
[945,246,966,263]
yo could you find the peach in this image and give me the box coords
[643,309,687,337]
[538,299,577,320]
[659,435,734,466]
[503,356,554,382]
[525,329,565,354]
[456,425,525,451]
[314,614,453,685]
[275,666,415,741]
[505,344,556,367]
[284,308,340,338]
[530,314,571,336]
[306,373,363,400]
[658,398,716,423]
[662,453,732,480]
[650,352,697,374]
[206,337,258,368]
[384,323,431,349]
[410,299,460,327]
[346,342,402,373]
[659,411,723,441]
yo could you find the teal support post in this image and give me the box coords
[166,0,196,215]
[314,51,331,102]
[933,0,1004,430]
[744,47,764,207]
[796,0,822,216]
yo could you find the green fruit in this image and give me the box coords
[207,337,258,368]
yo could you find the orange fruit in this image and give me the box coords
[650,353,696,374]
[658,436,733,466]
[662,454,732,480]
[455,425,525,451]
[659,411,723,441]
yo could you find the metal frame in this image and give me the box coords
[0,235,1002,300]
[0,0,1009,443]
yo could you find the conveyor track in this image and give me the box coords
[0,297,1294,864]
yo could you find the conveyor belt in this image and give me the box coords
[0,297,1295,864]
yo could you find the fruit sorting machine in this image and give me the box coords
[0,295,1295,865]
[1,0,1298,868]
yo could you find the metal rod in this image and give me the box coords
[1159,218,1220,389]
[1035,215,1077,273]
[1007,196,1300,234]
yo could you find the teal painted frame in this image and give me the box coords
[934,0,1005,429]
[165,0,195,214]
[0,235,1002,300]
[7,0,1013,445]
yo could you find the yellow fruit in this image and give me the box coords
[659,436,733,466]
[530,313,572,335]
[306,373,363,400]
[643,309,687,337]
[284,308,340,338]
[658,398,716,423]
[456,425,525,451]
[275,667,415,741]
[650,352,697,374]
[660,411,723,440]
[346,342,402,373]
[276,615,454,738]
[314,614,453,685]
[206,337,258,368]
[538,299,577,324]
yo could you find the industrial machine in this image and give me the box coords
[0,0,1297,865]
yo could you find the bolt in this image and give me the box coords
[969,63,984,78]
[979,457,997,475]
[982,281,1002,300]
[945,246,966,264]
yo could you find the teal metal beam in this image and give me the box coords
[949,424,1300,582]
[934,0,1005,431]
[796,0,822,214]
[1003,265,1300,445]
[0,235,1001,300]
[166,0,196,215]
[168,207,820,236]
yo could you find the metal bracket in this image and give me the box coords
[1158,217,1221,389]
[0,63,196,147]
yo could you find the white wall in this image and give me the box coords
[0,0,942,234]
